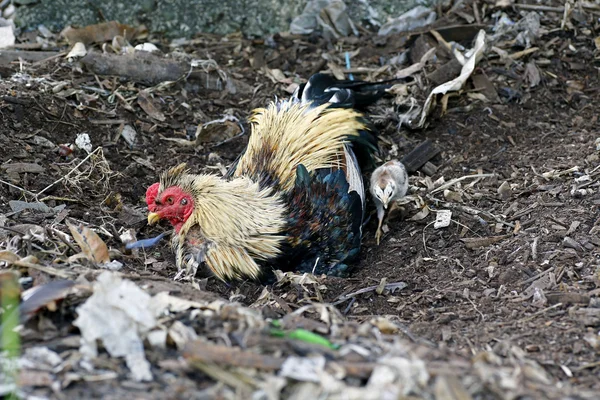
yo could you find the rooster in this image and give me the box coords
[146,74,397,281]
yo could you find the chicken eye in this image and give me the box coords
[180,198,188,206]
[166,197,173,205]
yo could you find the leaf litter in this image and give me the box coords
[0,0,600,398]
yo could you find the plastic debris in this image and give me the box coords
[135,43,160,53]
[434,210,452,229]
[75,133,93,153]
[73,272,155,382]
[290,0,357,37]
[125,232,168,250]
[378,6,437,36]
[279,356,326,382]
[491,12,541,48]
[0,18,15,49]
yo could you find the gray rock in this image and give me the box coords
[13,0,433,38]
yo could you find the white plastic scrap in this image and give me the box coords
[0,18,15,49]
[434,210,452,229]
[491,12,541,48]
[291,0,335,34]
[378,6,437,36]
[73,271,156,382]
[290,0,357,37]
[134,43,160,53]
[279,356,326,382]
[75,133,93,153]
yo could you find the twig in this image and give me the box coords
[518,303,563,323]
[2,258,73,279]
[0,179,36,197]
[513,3,600,13]
[35,147,102,200]
[430,173,495,194]
[422,220,435,256]
[332,281,407,305]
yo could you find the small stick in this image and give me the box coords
[0,179,36,197]
[430,173,495,194]
[332,281,407,305]
[35,147,102,200]
[518,303,563,323]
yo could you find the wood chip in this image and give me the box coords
[461,235,511,249]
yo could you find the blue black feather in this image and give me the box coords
[271,164,363,277]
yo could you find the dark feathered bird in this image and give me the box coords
[145,73,397,281]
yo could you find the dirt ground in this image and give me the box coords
[1,3,600,399]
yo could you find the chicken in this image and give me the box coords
[145,73,399,281]
[369,160,409,245]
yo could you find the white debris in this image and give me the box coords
[66,42,87,61]
[99,260,123,271]
[75,133,93,153]
[368,357,429,396]
[19,347,63,370]
[378,6,437,36]
[135,43,160,53]
[418,30,487,127]
[0,18,16,49]
[120,125,137,146]
[434,210,452,229]
[147,330,168,350]
[73,272,155,382]
[280,356,326,382]
[290,0,357,37]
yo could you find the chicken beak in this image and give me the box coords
[147,212,161,225]
[381,195,390,209]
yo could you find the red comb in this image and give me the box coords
[146,182,160,211]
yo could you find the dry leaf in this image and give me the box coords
[137,90,166,121]
[67,221,110,263]
[196,120,241,143]
[410,205,430,221]
[61,21,142,45]
[0,250,20,263]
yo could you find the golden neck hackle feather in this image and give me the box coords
[234,102,367,190]
[159,166,287,280]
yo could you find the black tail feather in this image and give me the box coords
[293,73,409,109]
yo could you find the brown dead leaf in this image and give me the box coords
[262,67,292,84]
[61,21,142,45]
[0,250,20,263]
[327,61,346,80]
[137,90,166,121]
[67,221,110,263]
[196,120,241,143]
